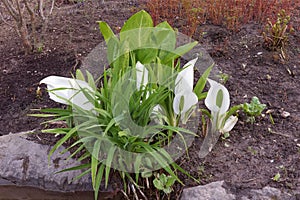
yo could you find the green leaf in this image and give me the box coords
[154,21,176,59]
[91,140,101,189]
[163,187,172,194]
[120,10,153,33]
[27,114,60,117]
[73,169,91,181]
[98,21,115,44]
[197,92,207,100]
[163,41,198,64]
[273,172,280,182]
[141,171,152,178]
[48,126,77,163]
[94,164,105,200]
[243,96,266,117]
[194,63,214,99]
[166,176,176,187]
[156,21,173,30]
[153,178,164,190]
[76,69,85,81]
[105,145,117,188]
[86,70,97,91]
[225,104,243,121]
[106,35,120,67]
[55,163,91,174]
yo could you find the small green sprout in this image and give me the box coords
[222,132,230,139]
[153,173,176,194]
[243,96,266,123]
[273,172,281,182]
[217,71,230,84]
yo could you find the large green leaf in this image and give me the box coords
[107,36,120,67]
[120,11,153,61]
[154,21,176,59]
[120,10,153,33]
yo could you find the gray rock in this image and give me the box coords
[180,181,236,200]
[0,131,92,192]
[181,181,299,200]
[241,186,297,200]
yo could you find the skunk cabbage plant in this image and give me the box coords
[172,58,198,124]
[34,10,242,200]
[199,78,238,158]
[205,78,238,133]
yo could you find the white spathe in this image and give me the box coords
[221,115,238,133]
[204,78,237,132]
[173,58,198,123]
[135,58,199,124]
[136,61,149,90]
[205,78,230,116]
[40,76,95,111]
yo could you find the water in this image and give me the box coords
[0,185,120,200]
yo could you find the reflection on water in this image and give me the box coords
[0,185,121,200]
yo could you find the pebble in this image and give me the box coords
[281,111,290,118]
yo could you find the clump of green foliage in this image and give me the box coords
[34,10,206,200]
[153,173,176,195]
[263,9,294,51]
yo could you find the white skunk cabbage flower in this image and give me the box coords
[40,76,95,111]
[136,61,149,90]
[205,78,237,133]
[173,58,198,124]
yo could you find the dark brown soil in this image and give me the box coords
[0,0,299,199]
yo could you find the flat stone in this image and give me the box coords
[181,181,299,200]
[180,181,235,200]
[0,131,92,192]
[241,186,298,200]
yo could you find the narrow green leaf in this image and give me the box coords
[27,114,59,117]
[105,145,117,188]
[104,118,116,135]
[94,164,105,200]
[194,63,214,99]
[48,127,77,162]
[73,168,91,181]
[197,92,208,100]
[55,163,91,174]
[91,140,101,189]
[134,155,142,183]
[164,41,198,64]
[225,104,243,121]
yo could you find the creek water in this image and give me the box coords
[0,185,121,200]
